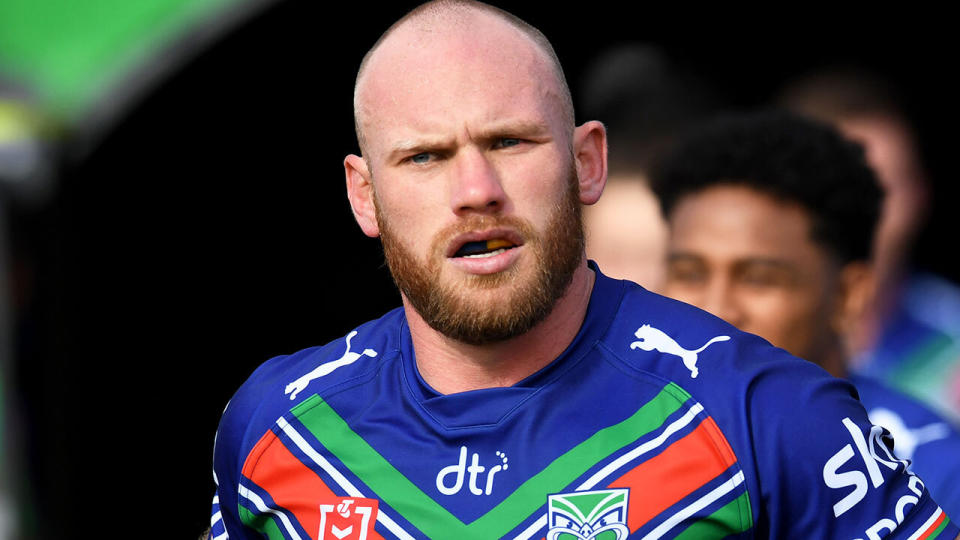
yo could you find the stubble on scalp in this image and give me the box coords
[376,167,585,346]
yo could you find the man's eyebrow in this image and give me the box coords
[476,120,551,139]
[735,257,795,270]
[386,136,455,161]
[667,251,704,263]
[668,253,798,275]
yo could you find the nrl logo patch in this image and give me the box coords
[318,497,378,540]
[547,488,630,540]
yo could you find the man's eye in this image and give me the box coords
[737,267,791,288]
[410,152,432,164]
[495,138,521,149]
[667,262,706,284]
[669,270,705,284]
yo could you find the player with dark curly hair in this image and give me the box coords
[655,111,880,268]
[652,110,960,519]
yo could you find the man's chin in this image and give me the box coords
[432,270,532,311]
[409,272,552,345]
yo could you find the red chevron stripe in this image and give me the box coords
[242,429,385,540]
[608,416,739,532]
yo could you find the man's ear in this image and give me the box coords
[344,154,380,238]
[833,261,876,345]
[572,120,608,205]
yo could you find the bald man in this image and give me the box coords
[208,2,959,538]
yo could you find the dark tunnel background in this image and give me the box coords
[6,2,957,537]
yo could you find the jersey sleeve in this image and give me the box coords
[211,394,261,539]
[208,490,228,540]
[747,355,959,539]
[211,353,293,540]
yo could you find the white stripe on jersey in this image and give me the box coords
[513,515,548,540]
[209,492,228,540]
[906,506,944,540]
[640,470,745,540]
[582,403,705,490]
[276,416,416,540]
[238,484,302,540]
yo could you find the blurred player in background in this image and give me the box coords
[779,69,960,423]
[580,44,721,291]
[652,110,960,519]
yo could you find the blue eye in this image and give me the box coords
[497,138,521,148]
[410,152,431,164]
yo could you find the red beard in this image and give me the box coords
[376,168,584,345]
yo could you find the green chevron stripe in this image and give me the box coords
[291,382,691,538]
[672,490,753,540]
[239,504,285,540]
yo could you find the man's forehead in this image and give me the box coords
[669,186,825,263]
[354,10,566,130]
[359,10,550,93]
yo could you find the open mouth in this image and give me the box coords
[453,238,519,259]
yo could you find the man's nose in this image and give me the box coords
[449,147,506,215]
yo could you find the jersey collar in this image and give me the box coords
[398,261,625,428]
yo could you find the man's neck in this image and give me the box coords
[404,262,596,395]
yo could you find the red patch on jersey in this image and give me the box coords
[318,497,379,540]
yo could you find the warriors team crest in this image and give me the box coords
[547,488,630,540]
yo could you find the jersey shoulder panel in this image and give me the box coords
[228,307,403,416]
[599,280,790,383]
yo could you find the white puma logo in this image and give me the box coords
[629,324,729,378]
[285,330,378,400]
[866,407,950,461]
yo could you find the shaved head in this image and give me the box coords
[352,0,575,158]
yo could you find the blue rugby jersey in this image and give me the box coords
[211,264,958,539]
